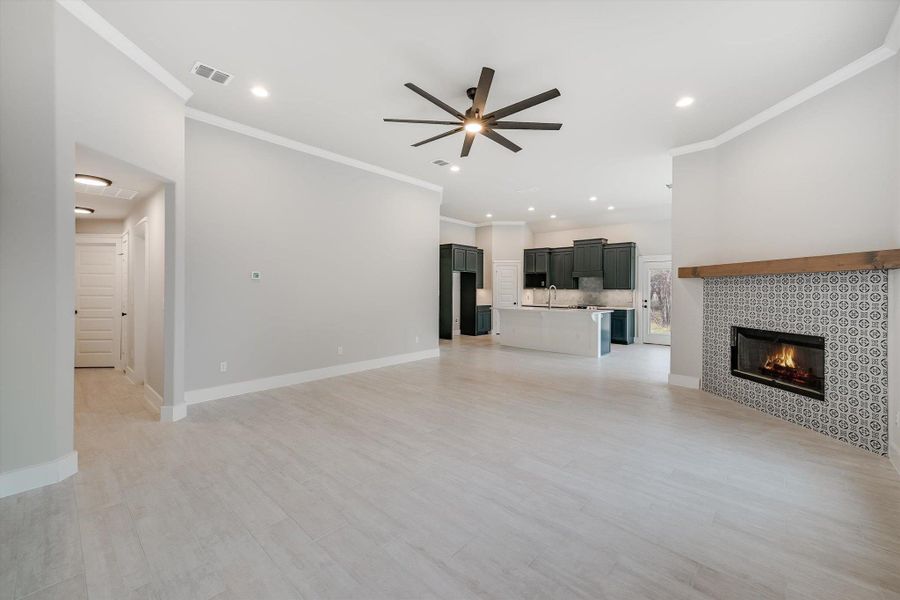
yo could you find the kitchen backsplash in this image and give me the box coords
[525,278,635,308]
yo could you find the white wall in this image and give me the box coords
[671,56,900,385]
[75,219,123,234]
[0,0,186,486]
[184,120,440,393]
[123,187,166,399]
[439,220,476,245]
[532,220,671,257]
[891,55,900,468]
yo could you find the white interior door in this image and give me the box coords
[640,257,672,345]
[492,261,520,335]
[75,241,120,367]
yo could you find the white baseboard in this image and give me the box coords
[160,403,187,422]
[143,384,163,416]
[0,451,78,499]
[185,348,441,406]
[668,373,701,389]
[125,366,143,385]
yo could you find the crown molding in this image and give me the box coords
[482,221,527,226]
[56,0,193,102]
[186,108,443,194]
[671,44,897,157]
[671,1,900,157]
[440,216,477,227]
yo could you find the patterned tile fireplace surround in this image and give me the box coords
[702,271,889,455]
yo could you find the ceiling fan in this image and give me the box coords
[384,67,561,157]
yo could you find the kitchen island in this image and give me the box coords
[495,307,612,357]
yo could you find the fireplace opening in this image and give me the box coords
[730,326,825,400]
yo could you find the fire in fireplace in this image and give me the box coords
[730,326,825,400]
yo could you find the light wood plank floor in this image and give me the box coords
[3,337,900,600]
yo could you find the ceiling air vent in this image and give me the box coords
[431,159,450,167]
[191,61,232,85]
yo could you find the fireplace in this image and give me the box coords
[730,326,825,400]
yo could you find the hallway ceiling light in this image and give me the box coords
[74,206,95,214]
[74,174,112,187]
[550,214,557,219]
[485,213,492,218]
[527,206,535,211]
[607,205,615,210]
[251,86,270,98]
[675,96,695,108]
[450,165,460,172]
[589,196,597,202]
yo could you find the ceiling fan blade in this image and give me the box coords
[481,128,522,153]
[485,89,561,121]
[411,127,463,147]
[471,67,495,116]
[491,121,562,130]
[404,83,464,119]
[385,118,461,125]
[461,131,476,157]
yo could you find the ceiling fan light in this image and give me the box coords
[464,122,483,133]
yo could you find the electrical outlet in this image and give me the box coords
[337,346,343,355]
[219,361,228,373]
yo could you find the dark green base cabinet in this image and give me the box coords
[610,309,635,344]
[475,305,491,335]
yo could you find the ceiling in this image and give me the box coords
[75,145,164,219]
[88,0,898,230]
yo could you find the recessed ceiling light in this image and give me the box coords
[675,96,694,108]
[464,122,483,133]
[589,196,597,202]
[527,206,535,212]
[449,165,460,172]
[485,213,492,218]
[251,86,270,98]
[550,214,557,219]
[74,206,95,215]
[607,205,615,211]
[74,174,111,187]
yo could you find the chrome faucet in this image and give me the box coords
[547,285,557,309]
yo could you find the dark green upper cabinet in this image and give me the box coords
[572,238,607,278]
[465,248,478,273]
[549,248,576,289]
[452,246,468,271]
[524,248,550,274]
[476,249,484,289]
[602,242,636,289]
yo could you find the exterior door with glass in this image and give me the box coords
[640,257,672,345]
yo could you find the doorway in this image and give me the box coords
[639,256,672,345]
[128,218,149,384]
[74,236,122,368]
[492,260,521,335]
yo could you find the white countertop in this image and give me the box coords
[508,306,613,313]
[495,306,611,357]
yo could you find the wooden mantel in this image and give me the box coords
[678,249,900,278]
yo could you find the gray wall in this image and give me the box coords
[671,56,900,384]
[185,120,440,392]
[0,0,185,478]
